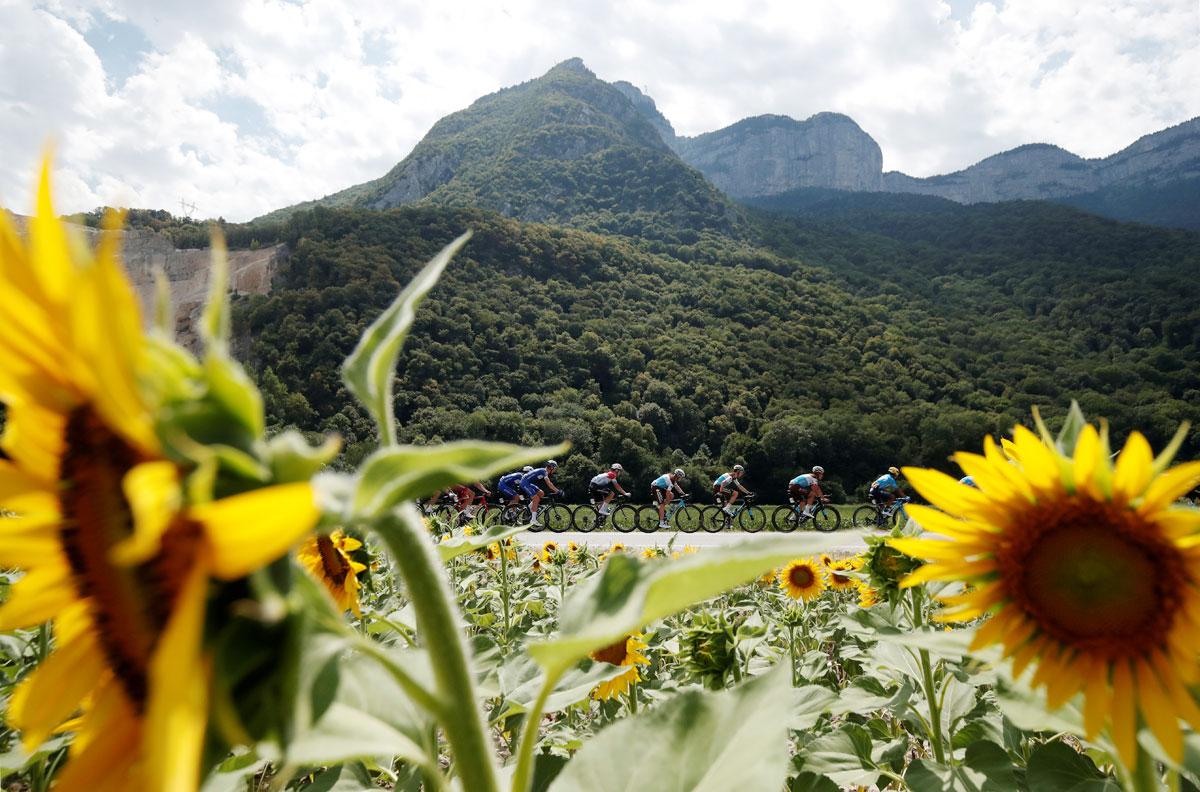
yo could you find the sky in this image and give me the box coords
[2,0,1197,222]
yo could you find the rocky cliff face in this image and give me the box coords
[10,217,284,349]
[882,118,1200,207]
[673,113,884,197]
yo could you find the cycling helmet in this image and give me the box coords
[522,465,534,473]
[610,463,623,471]
[673,468,685,478]
[812,465,825,475]
[888,466,900,476]
[733,464,744,472]
[547,460,559,469]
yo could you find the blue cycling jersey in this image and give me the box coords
[651,474,672,489]
[521,468,549,488]
[872,474,900,492]
[714,472,733,488]
[790,474,817,488]
[498,472,523,489]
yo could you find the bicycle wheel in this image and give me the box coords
[771,505,801,532]
[852,505,884,529]
[674,505,702,533]
[635,505,661,532]
[520,506,544,531]
[701,506,728,533]
[738,505,767,533]
[573,505,600,532]
[544,505,572,533]
[812,505,841,532]
[611,504,640,533]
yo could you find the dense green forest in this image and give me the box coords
[233,198,1200,502]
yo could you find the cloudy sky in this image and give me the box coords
[3,0,1197,221]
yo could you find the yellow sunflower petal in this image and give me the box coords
[1010,425,1065,492]
[192,482,319,579]
[0,564,77,631]
[8,629,107,749]
[1112,431,1153,503]
[145,564,209,792]
[30,156,73,307]
[953,451,1032,502]
[1139,461,1200,514]
[111,461,182,566]
[1135,661,1182,762]
[1082,658,1111,739]
[902,467,996,520]
[0,459,59,517]
[889,536,992,561]
[52,693,141,792]
[1071,424,1101,495]
[903,504,996,538]
[337,535,363,552]
[1109,660,1137,769]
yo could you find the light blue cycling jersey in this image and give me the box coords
[714,472,733,488]
[871,474,900,492]
[790,473,818,488]
[651,473,673,489]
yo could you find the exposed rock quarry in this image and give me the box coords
[673,113,884,196]
[9,215,283,350]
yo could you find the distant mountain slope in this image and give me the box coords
[237,199,1200,495]
[614,76,1199,230]
[258,59,741,240]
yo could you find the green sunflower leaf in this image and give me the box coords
[351,440,565,518]
[437,521,527,562]
[527,532,865,675]
[342,231,471,446]
[549,664,793,792]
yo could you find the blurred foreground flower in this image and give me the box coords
[891,408,1200,769]
[0,161,319,789]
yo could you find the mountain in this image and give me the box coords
[614,78,1199,230]
[258,59,741,240]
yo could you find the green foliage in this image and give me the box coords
[234,198,1200,501]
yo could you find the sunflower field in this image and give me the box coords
[3,164,1200,791]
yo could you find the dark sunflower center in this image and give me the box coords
[592,639,630,665]
[58,407,192,711]
[316,534,350,586]
[789,566,815,588]
[1001,496,1185,659]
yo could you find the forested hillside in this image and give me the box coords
[235,200,1200,501]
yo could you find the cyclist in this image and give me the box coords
[588,463,630,514]
[869,466,907,511]
[520,460,560,521]
[497,466,533,507]
[713,464,752,515]
[959,475,978,489]
[651,468,687,529]
[788,466,826,515]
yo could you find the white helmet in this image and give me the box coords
[547,459,559,469]
[522,465,534,473]
[610,463,624,471]
[812,465,825,475]
[673,468,685,478]
[733,464,744,472]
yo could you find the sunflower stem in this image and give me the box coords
[374,506,501,792]
[1129,746,1163,792]
[498,540,513,647]
[910,587,947,765]
[510,665,564,792]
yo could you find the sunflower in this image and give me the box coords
[819,553,834,567]
[540,540,558,563]
[484,542,501,561]
[297,530,367,616]
[0,162,319,790]
[890,420,1200,768]
[778,558,826,601]
[827,558,861,591]
[590,633,651,701]
[856,581,880,608]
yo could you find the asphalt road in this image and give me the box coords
[514,528,870,555]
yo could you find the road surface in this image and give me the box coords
[513,529,870,555]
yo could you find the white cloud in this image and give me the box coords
[1,0,1197,221]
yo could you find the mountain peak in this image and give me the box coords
[548,56,593,77]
